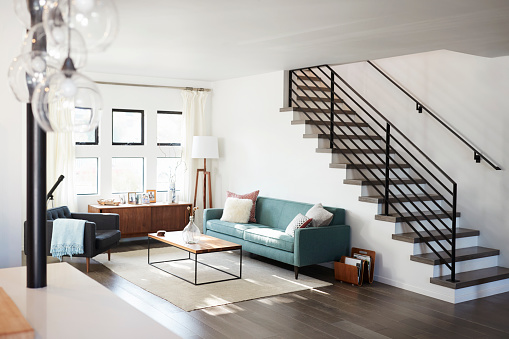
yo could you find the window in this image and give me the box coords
[157,157,185,192]
[75,158,98,195]
[75,107,99,145]
[112,109,144,145]
[111,157,144,193]
[157,111,182,146]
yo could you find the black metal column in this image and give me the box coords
[26,104,47,288]
[384,123,391,216]
[26,0,47,289]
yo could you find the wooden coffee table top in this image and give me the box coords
[148,231,241,254]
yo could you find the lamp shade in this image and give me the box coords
[192,136,219,159]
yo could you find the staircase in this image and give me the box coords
[282,65,509,302]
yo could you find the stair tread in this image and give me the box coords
[305,133,382,141]
[295,76,321,81]
[297,96,343,103]
[286,107,355,115]
[292,120,369,127]
[375,210,460,222]
[345,178,427,186]
[297,85,330,91]
[360,193,443,204]
[392,228,480,243]
[430,266,509,289]
[316,148,392,154]
[411,246,499,265]
[330,163,410,169]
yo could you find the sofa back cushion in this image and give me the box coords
[47,206,72,221]
[255,197,345,230]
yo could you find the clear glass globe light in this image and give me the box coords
[43,0,118,53]
[32,70,102,133]
[13,0,49,28]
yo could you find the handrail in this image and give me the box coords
[367,60,502,171]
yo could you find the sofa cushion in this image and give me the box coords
[227,190,260,223]
[244,228,295,252]
[95,230,121,249]
[207,220,268,239]
[306,203,334,227]
[285,214,313,237]
[220,197,253,223]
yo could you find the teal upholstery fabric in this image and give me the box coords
[243,228,294,252]
[203,196,349,269]
[206,220,268,239]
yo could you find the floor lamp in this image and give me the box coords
[192,136,219,209]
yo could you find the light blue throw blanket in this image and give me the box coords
[50,218,85,260]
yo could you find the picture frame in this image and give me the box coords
[128,192,137,204]
[136,193,143,205]
[146,189,156,203]
[142,193,150,204]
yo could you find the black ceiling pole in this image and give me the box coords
[26,0,47,289]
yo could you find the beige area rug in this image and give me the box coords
[96,247,331,311]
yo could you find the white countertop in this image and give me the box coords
[0,263,180,339]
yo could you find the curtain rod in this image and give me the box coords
[95,81,212,92]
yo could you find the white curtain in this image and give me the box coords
[47,103,77,211]
[181,90,208,206]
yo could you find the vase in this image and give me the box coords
[169,181,176,203]
[182,216,200,244]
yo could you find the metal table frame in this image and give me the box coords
[147,236,242,285]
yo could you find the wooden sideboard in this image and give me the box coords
[88,202,192,238]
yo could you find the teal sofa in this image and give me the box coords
[203,196,350,278]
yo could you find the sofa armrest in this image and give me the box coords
[203,208,223,233]
[72,212,119,231]
[293,224,350,267]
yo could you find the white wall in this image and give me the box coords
[0,4,26,268]
[332,50,509,267]
[210,51,509,301]
[75,73,213,212]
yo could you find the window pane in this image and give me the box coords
[157,157,185,192]
[112,157,144,193]
[75,158,98,195]
[75,107,98,144]
[112,109,144,145]
[157,111,182,145]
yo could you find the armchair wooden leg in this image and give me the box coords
[294,266,299,280]
[86,257,90,273]
[108,249,111,261]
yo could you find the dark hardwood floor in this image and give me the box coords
[47,240,509,338]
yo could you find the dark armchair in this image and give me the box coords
[24,206,121,272]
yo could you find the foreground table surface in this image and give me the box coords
[149,231,242,254]
[0,263,179,339]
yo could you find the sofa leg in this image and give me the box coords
[294,266,299,280]
[86,257,90,273]
[108,249,111,261]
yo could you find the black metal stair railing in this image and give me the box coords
[288,65,459,282]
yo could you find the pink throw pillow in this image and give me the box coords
[226,190,259,223]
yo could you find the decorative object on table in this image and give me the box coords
[97,199,120,206]
[169,181,176,203]
[182,206,200,243]
[128,192,137,204]
[226,190,260,222]
[156,230,166,237]
[220,198,253,224]
[142,193,150,204]
[119,194,126,204]
[192,136,219,209]
[146,190,156,203]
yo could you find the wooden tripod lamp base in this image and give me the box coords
[191,136,219,210]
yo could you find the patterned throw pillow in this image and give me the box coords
[305,203,334,227]
[226,190,260,223]
[285,213,313,237]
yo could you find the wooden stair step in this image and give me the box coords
[410,246,499,265]
[317,148,392,155]
[304,133,382,141]
[296,85,330,92]
[344,178,426,186]
[375,210,460,222]
[392,228,480,244]
[295,75,321,81]
[284,107,355,115]
[430,266,509,289]
[297,96,343,103]
[330,163,410,170]
[291,120,369,127]
[360,193,443,204]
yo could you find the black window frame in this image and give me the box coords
[75,107,99,145]
[75,157,99,195]
[112,108,145,146]
[111,156,145,194]
[157,110,182,146]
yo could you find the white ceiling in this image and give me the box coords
[85,0,509,81]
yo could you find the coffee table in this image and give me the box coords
[147,231,242,285]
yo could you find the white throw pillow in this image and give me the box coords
[305,203,334,227]
[285,213,313,237]
[220,198,253,224]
